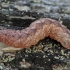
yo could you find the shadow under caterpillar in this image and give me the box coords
[0,18,70,49]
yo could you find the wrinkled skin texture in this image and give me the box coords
[0,18,70,49]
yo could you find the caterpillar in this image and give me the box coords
[0,18,70,49]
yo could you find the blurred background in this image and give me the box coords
[0,0,70,29]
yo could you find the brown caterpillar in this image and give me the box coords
[0,18,70,49]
